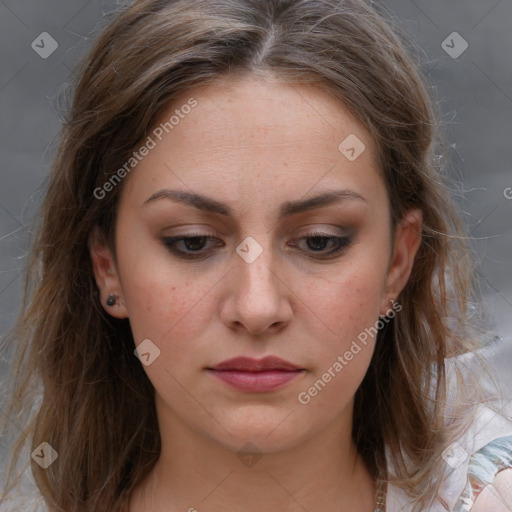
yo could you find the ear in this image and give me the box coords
[89,227,129,319]
[379,209,423,315]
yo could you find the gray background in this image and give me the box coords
[0,0,511,473]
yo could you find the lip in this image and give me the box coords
[206,356,305,392]
[209,356,302,372]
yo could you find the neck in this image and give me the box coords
[130,396,377,512]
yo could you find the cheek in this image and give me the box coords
[295,249,388,404]
[294,277,381,420]
[115,240,214,367]
[124,277,212,356]
[304,262,387,349]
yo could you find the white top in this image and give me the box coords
[386,404,512,511]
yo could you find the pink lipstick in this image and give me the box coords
[207,356,305,392]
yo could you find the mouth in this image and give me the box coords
[206,356,306,392]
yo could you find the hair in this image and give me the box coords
[0,0,501,511]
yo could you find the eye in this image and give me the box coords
[161,230,353,261]
[161,232,223,260]
[289,231,353,259]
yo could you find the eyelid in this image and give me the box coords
[297,226,351,236]
[162,225,350,241]
[161,226,218,238]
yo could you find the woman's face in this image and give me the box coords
[91,73,421,454]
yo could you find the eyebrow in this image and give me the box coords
[142,188,367,220]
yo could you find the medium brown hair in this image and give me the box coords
[0,1,497,510]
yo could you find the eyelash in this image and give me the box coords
[161,230,353,260]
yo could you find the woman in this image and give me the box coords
[1,1,511,511]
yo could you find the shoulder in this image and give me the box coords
[454,431,512,511]
[385,404,512,511]
[469,467,512,511]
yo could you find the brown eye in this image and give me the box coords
[289,231,354,259]
[161,233,223,259]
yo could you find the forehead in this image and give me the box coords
[120,73,385,214]
[165,74,375,156]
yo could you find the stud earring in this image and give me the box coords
[106,294,116,307]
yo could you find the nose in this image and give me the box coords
[220,239,293,336]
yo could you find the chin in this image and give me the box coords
[206,409,310,454]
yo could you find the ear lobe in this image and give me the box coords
[89,227,129,319]
[380,209,423,312]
